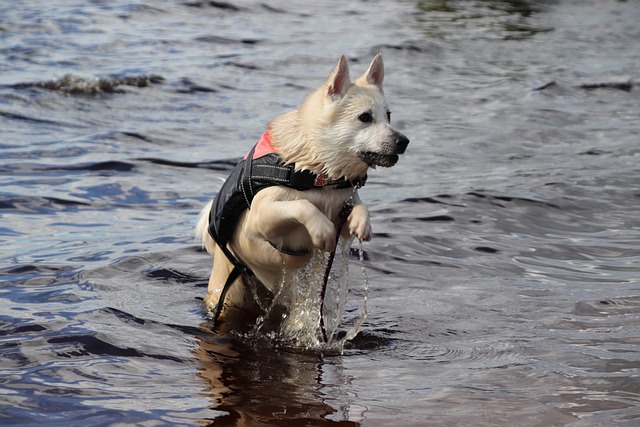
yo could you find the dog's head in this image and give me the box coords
[298,54,410,180]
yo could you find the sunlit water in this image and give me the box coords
[1,1,639,425]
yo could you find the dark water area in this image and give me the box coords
[1,0,639,425]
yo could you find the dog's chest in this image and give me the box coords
[278,186,353,221]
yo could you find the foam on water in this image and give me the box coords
[11,74,165,95]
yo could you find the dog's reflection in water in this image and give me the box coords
[194,325,361,426]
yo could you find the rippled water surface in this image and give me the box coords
[2,1,639,425]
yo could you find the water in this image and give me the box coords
[1,0,639,425]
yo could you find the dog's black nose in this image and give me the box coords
[394,131,410,154]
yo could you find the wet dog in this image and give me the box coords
[196,54,409,329]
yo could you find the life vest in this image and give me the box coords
[205,132,366,322]
[207,131,365,248]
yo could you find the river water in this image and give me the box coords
[1,1,639,425]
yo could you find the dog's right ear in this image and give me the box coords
[326,55,351,100]
[360,53,384,89]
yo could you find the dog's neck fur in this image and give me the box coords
[266,110,319,173]
[267,89,370,182]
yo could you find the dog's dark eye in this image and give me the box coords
[387,111,391,122]
[358,112,373,124]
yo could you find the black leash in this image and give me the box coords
[319,201,354,343]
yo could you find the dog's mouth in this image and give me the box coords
[360,151,400,168]
[359,132,409,168]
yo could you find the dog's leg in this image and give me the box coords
[246,194,337,253]
[345,192,371,241]
[347,202,371,241]
[204,243,236,313]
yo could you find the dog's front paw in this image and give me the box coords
[308,216,338,252]
[348,204,371,241]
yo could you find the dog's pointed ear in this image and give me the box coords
[326,55,351,99]
[358,53,384,88]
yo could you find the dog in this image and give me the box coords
[196,54,409,333]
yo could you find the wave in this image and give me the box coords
[0,195,91,213]
[532,80,635,93]
[0,110,62,124]
[184,1,287,14]
[10,74,165,95]
[137,157,238,171]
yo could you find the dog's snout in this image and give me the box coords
[394,131,409,154]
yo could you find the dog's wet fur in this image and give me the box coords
[196,54,409,329]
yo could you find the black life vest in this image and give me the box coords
[205,131,366,322]
[207,132,365,248]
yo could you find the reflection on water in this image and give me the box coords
[195,333,361,426]
[1,0,640,425]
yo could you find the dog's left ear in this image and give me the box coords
[358,53,384,89]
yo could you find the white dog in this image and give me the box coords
[196,54,409,331]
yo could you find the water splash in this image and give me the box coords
[249,238,369,353]
[343,240,369,343]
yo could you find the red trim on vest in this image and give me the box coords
[243,131,349,187]
[244,132,276,160]
[314,175,328,186]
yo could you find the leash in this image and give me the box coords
[319,200,355,343]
